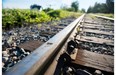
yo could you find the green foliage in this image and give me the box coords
[60,5,75,12]
[2,9,82,30]
[81,8,86,13]
[47,10,61,19]
[88,14,97,19]
[106,0,114,13]
[71,1,79,12]
[66,8,75,12]
[38,24,42,28]
[30,4,42,10]
[43,8,53,13]
[87,1,114,13]
[61,1,84,13]
[2,9,51,29]
[69,12,82,18]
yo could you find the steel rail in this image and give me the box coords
[94,15,114,21]
[4,14,85,75]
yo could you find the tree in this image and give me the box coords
[87,6,93,13]
[81,8,86,13]
[92,2,101,13]
[30,4,42,10]
[99,3,108,13]
[43,8,53,12]
[87,0,114,13]
[71,1,79,12]
[106,0,114,13]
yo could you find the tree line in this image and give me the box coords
[30,0,85,13]
[60,1,85,13]
[87,0,114,13]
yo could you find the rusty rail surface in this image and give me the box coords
[4,14,85,75]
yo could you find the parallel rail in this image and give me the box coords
[94,15,114,21]
[4,14,85,75]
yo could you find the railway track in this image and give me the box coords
[4,14,114,75]
[73,14,114,74]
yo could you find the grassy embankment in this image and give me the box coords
[2,9,83,30]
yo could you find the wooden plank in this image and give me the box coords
[77,36,114,46]
[83,29,114,35]
[18,40,44,51]
[82,25,114,30]
[72,49,114,73]
[84,21,114,25]
[83,23,114,27]
[54,25,65,29]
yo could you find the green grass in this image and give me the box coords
[88,14,97,19]
[2,9,83,30]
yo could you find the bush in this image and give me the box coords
[2,9,83,30]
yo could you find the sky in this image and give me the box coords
[2,0,106,11]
